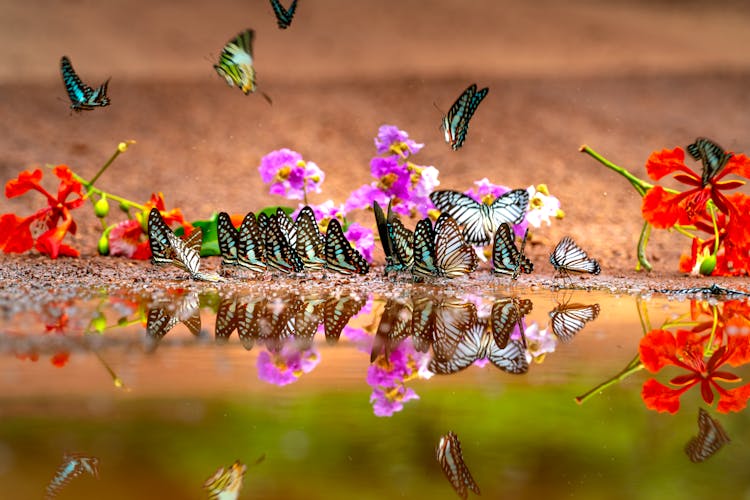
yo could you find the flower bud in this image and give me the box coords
[699,254,717,276]
[90,313,107,334]
[97,232,110,255]
[94,196,110,218]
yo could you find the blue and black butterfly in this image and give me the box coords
[46,453,100,500]
[687,137,733,187]
[295,206,326,270]
[412,217,438,279]
[237,212,267,274]
[261,212,304,274]
[60,56,110,112]
[217,212,240,270]
[686,408,731,463]
[374,200,413,275]
[492,222,533,279]
[374,200,396,274]
[436,432,481,500]
[270,0,298,29]
[441,83,489,151]
[324,218,369,275]
[430,189,529,246]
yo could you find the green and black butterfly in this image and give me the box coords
[260,212,304,274]
[270,0,298,29]
[237,212,267,274]
[214,29,272,103]
[324,219,369,275]
[295,206,326,270]
[441,83,488,151]
[492,222,533,279]
[687,137,733,187]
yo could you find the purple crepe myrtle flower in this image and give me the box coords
[345,222,375,263]
[370,385,420,417]
[374,125,424,157]
[367,338,431,417]
[258,148,325,201]
[465,177,510,204]
[257,344,320,386]
[292,200,346,225]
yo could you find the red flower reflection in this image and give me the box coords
[640,329,750,414]
[0,166,85,258]
[641,147,750,228]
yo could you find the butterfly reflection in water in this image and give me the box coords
[45,452,99,499]
[203,455,264,500]
[548,294,600,343]
[436,431,480,500]
[685,408,730,463]
[145,291,202,352]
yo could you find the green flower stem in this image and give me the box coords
[636,221,653,271]
[704,306,719,358]
[88,140,135,187]
[93,350,128,390]
[708,204,720,254]
[579,145,653,196]
[73,175,147,212]
[575,354,644,404]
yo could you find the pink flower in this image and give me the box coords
[257,344,320,386]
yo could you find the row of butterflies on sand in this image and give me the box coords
[61,0,487,152]
[147,188,601,282]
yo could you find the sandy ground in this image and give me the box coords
[2,0,750,291]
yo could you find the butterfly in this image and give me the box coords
[687,137,733,187]
[217,212,241,270]
[441,83,489,151]
[492,223,533,279]
[411,295,437,353]
[275,208,297,248]
[293,295,327,349]
[259,294,302,351]
[237,212,268,274]
[237,297,268,350]
[145,292,202,352]
[549,236,600,276]
[548,298,600,343]
[203,460,247,500]
[261,212,304,274]
[215,295,239,343]
[270,0,298,29]
[60,56,110,112]
[371,298,414,362]
[411,217,438,279]
[323,293,366,343]
[295,206,326,270]
[412,215,478,279]
[324,218,369,275]
[45,452,100,500]
[429,321,528,375]
[491,296,533,349]
[430,189,529,246]
[214,29,272,103]
[436,432,481,500]
[374,200,397,274]
[430,298,478,363]
[387,214,415,274]
[685,408,730,463]
[148,208,224,282]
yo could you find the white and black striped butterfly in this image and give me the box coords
[429,321,528,375]
[295,206,326,271]
[412,215,477,279]
[237,212,267,274]
[270,0,298,29]
[492,222,533,279]
[60,56,110,112]
[491,296,533,349]
[549,236,600,276]
[147,208,224,282]
[46,452,100,500]
[687,137,733,187]
[436,432,481,500]
[214,29,272,103]
[441,83,489,151]
[685,407,730,463]
[548,299,600,343]
[261,212,304,274]
[430,189,529,246]
[324,218,369,275]
[145,292,202,352]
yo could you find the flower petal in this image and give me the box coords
[5,169,43,198]
[639,329,679,372]
[641,378,684,414]
[716,382,750,413]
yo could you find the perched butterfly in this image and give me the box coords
[429,321,528,375]
[687,137,733,187]
[387,214,415,274]
[145,292,202,352]
[436,432,481,500]
[262,212,304,274]
[60,56,110,112]
[237,212,267,274]
[276,208,297,248]
[440,83,489,151]
[492,223,533,279]
[412,215,477,279]
[685,408,730,463]
[323,293,366,343]
[324,218,369,275]
[490,296,533,349]
[217,212,240,270]
[430,189,529,245]
[548,298,600,343]
[549,236,600,276]
[411,217,438,279]
[45,452,100,499]
[214,29,271,103]
[371,298,414,362]
[374,200,396,274]
[295,206,326,270]
[148,208,224,282]
[270,0,298,29]
[203,460,247,500]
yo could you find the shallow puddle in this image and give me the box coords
[1,285,749,499]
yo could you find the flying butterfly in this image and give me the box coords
[324,218,369,275]
[491,296,533,349]
[45,453,100,500]
[685,408,730,463]
[430,189,529,246]
[295,206,326,270]
[549,236,600,277]
[237,211,267,274]
[429,321,528,376]
[203,460,246,500]
[214,29,272,103]
[492,222,533,279]
[436,432,481,500]
[270,0,298,29]
[60,56,110,112]
[440,83,489,151]
[687,137,733,187]
[147,208,224,282]
[548,298,600,343]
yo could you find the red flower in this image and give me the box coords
[639,329,750,414]
[641,147,750,229]
[0,165,85,258]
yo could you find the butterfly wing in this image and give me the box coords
[203,460,247,500]
[270,0,298,29]
[214,29,257,95]
[323,294,366,343]
[429,321,483,375]
[436,432,481,499]
[264,214,304,274]
[492,223,533,278]
[549,236,600,275]
[685,408,730,463]
[549,302,600,342]
[431,299,477,363]
[687,137,733,187]
[148,208,174,266]
[491,297,532,348]
[387,215,415,272]
[441,83,489,151]
[373,200,395,272]
[60,56,110,111]
[295,206,326,270]
[324,219,369,275]
[412,217,438,279]
[237,297,267,350]
[489,189,529,227]
[371,298,414,362]
[237,212,267,273]
[215,295,239,342]
[217,212,240,268]
[433,214,477,278]
[487,338,529,374]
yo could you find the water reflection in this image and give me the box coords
[436,431,480,500]
[685,408,731,463]
[45,452,99,499]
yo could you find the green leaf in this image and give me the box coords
[190,213,221,256]
[258,205,295,217]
